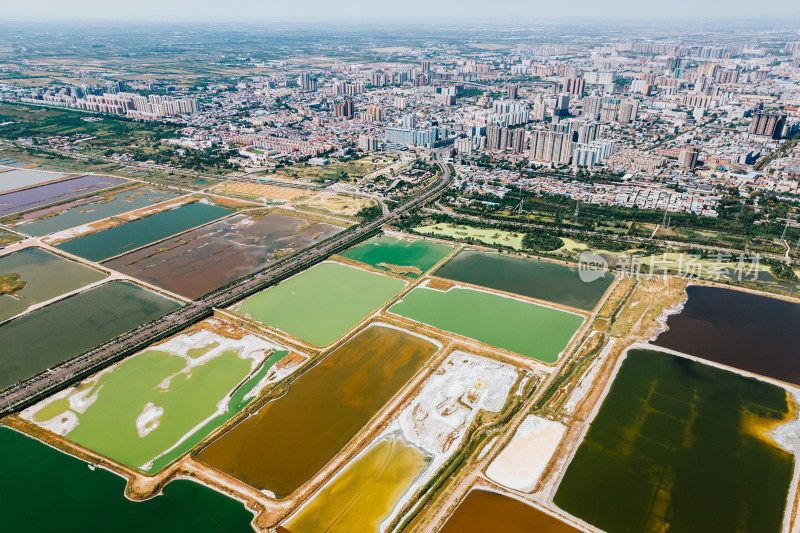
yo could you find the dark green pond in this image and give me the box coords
[56,202,232,262]
[554,349,794,533]
[0,281,180,390]
[433,250,613,311]
[0,427,254,532]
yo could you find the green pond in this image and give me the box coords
[19,187,179,236]
[0,281,180,390]
[554,349,795,533]
[236,262,405,346]
[434,249,614,311]
[0,247,106,322]
[28,331,289,473]
[283,435,428,533]
[389,286,583,363]
[340,234,454,277]
[56,202,232,262]
[0,427,255,532]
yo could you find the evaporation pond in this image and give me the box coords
[389,285,583,363]
[440,490,580,533]
[198,324,438,498]
[18,187,179,236]
[0,281,180,389]
[0,168,67,193]
[282,435,427,533]
[340,234,454,277]
[554,348,795,533]
[0,175,127,217]
[0,247,106,322]
[0,428,255,532]
[105,213,342,299]
[24,320,289,473]
[654,285,800,385]
[56,202,232,262]
[434,249,614,311]
[235,261,405,346]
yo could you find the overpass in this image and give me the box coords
[0,155,452,416]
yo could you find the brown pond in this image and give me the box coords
[197,324,438,499]
[104,213,342,299]
[440,490,580,533]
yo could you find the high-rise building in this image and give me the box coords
[358,134,380,151]
[749,112,787,139]
[454,137,474,155]
[577,122,600,144]
[563,77,585,96]
[365,105,384,122]
[298,72,317,92]
[600,97,620,122]
[510,128,526,153]
[582,95,602,120]
[532,97,547,121]
[421,60,431,73]
[529,129,573,165]
[486,125,504,150]
[554,94,570,117]
[678,148,699,169]
[617,99,639,125]
[333,99,355,118]
[507,84,519,100]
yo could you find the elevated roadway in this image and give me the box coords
[0,155,452,416]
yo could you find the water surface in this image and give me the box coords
[654,285,800,385]
[441,490,579,533]
[0,247,106,321]
[554,348,794,533]
[0,281,180,389]
[341,234,453,277]
[0,175,126,216]
[18,187,178,236]
[106,213,342,299]
[282,435,427,532]
[0,168,67,193]
[434,249,613,311]
[389,286,583,363]
[56,202,232,262]
[198,325,438,498]
[236,262,404,346]
[0,427,254,532]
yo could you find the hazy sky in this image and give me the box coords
[6,0,800,23]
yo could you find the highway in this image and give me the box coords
[0,154,452,416]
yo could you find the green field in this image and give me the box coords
[340,234,454,277]
[554,349,795,533]
[389,286,583,362]
[413,223,524,249]
[273,157,380,184]
[236,262,406,346]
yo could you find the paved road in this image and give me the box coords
[0,155,452,416]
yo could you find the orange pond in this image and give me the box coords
[197,324,438,499]
[440,490,580,533]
